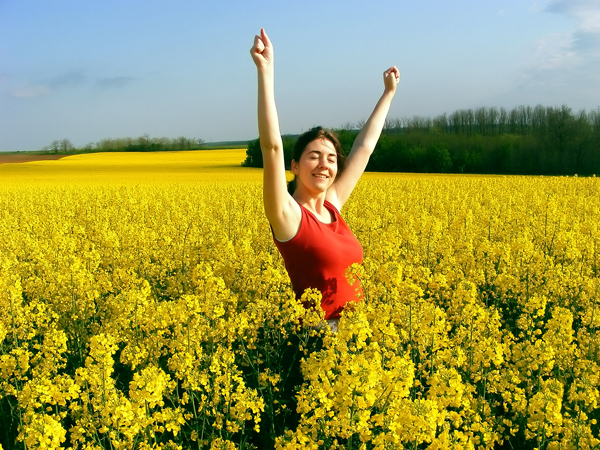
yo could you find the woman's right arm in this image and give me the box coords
[251,29,300,240]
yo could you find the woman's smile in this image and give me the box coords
[291,138,339,193]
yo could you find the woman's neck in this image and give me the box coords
[293,189,333,223]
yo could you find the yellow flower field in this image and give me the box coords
[0,149,262,185]
[1,150,599,449]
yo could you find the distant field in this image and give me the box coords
[0,153,67,164]
[0,148,262,185]
[0,148,497,186]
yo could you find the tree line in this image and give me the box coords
[42,134,205,154]
[243,104,600,175]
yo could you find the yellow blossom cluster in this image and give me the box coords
[1,151,599,449]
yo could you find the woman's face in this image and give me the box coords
[291,138,338,194]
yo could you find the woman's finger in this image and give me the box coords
[385,66,400,82]
[260,28,272,48]
[255,36,265,53]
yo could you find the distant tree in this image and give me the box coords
[174,136,188,150]
[348,104,597,174]
[49,140,60,153]
[508,108,518,134]
[242,135,296,169]
[494,138,514,173]
[516,105,531,135]
[138,134,151,151]
[407,115,431,132]
[335,129,358,155]
[383,118,395,135]
[498,107,508,135]
[570,109,599,173]
[60,139,74,152]
[474,107,487,135]
[592,109,600,133]
[282,135,295,168]
[531,105,547,137]
[464,109,475,136]
[242,138,262,168]
[426,143,452,173]
[488,107,499,136]
[449,111,461,134]
[546,105,575,169]
[433,113,448,133]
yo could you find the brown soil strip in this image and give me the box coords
[0,154,68,164]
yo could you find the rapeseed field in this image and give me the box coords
[1,150,599,449]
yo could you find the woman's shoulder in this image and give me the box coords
[324,199,341,216]
[269,196,303,243]
[324,189,343,213]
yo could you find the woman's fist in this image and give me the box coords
[383,66,400,93]
[251,28,273,69]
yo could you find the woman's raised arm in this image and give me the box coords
[251,29,301,240]
[328,66,400,210]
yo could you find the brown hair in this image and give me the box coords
[287,127,346,195]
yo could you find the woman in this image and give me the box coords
[250,28,399,330]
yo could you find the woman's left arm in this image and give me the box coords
[328,66,399,209]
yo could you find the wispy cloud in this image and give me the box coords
[48,70,87,88]
[507,0,600,107]
[529,32,579,70]
[544,0,600,58]
[546,0,600,34]
[10,82,51,98]
[96,76,136,88]
[8,70,137,98]
[8,69,86,99]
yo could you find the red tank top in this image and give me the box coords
[273,200,363,320]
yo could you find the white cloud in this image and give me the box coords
[8,70,87,99]
[578,10,600,34]
[7,71,138,99]
[10,82,51,98]
[96,76,136,88]
[49,70,87,88]
[547,0,600,34]
[540,0,600,61]
[530,32,579,70]
[503,0,600,108]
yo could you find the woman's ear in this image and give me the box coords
[291,159,299,175]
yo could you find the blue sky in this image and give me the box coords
[1,0,599,151]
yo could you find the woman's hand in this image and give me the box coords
[329,65,399,208]
[250,28,274,70]
[383,66,400,93]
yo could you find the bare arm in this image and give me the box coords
[328,66,400,209]
[251,29,301,240]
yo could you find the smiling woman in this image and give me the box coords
[250,28,399,326]
[286,126,345,196]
